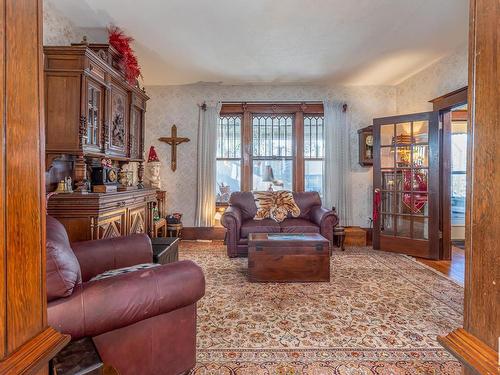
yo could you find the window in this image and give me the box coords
[304,115,325,197]
[216,115,242,202]
[216,103,324,202]
[252,115,293,191]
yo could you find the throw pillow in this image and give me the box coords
[253,191,301,223]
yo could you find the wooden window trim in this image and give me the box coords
[219,102,324,193]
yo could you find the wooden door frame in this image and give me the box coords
[430,87,468,260]
[373,111,440,259]
[438,0,499,371]
[0,0,70,373]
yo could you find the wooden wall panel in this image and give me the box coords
[439,0,499,372]
[464,0,500,349]
[0,0,69,372]
[5,0,45,351]
[0,0,6,360]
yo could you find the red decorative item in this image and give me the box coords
[148,146,160,162]
[402,170,428,213]
[108,25,142,85]
[373,188,381,221]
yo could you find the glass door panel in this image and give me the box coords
[380,124,394,146]
[373,111,439,259]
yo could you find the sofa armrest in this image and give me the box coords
[221,206,242,257]
[310,206,339,242]
[48,260,205,339]
[221,206,242,232]
[72,234,153,282]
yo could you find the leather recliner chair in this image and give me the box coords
[46,215,205,375]
[221,191,338,257]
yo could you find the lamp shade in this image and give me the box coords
[262,165,275,182]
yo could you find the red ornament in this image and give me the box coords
[148,146,160,162]
[108,25,142,85]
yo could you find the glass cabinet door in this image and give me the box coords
[108,85,128,156]
[129,106,142,159]
[373,112,439,259]
[86,82,102,150]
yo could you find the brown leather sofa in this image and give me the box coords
[46,216,205,375]
[221,191,338,257]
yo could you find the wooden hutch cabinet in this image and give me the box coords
[44,42,156,242]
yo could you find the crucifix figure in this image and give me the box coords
[158,124,190,171]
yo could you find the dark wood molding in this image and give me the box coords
[438,329,499,375]
[440,110,453,260]
[429,87,468,111]
[221,102,324,115]
[0,327,70,374]
[294,110,305,192]
[182,227,226,241]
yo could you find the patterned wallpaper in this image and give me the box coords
[396,45,468,113]
[43,0,83,45]
[145,84,397,226]
[43,2,468,228]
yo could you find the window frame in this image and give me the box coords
[303,114,325,196]
[217,102,324,202]
[216,114,243,203]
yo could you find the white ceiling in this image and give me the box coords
[49,0,468,86]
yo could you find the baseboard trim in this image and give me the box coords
[438,328,499,375]
[182,227,226,240]
[182,226,372,243]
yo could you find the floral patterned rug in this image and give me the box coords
[180,242,463,374]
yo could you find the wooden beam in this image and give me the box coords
[440,0,500,372]
[0,0,69,372]
[464,0,500,350]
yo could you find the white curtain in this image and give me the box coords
[323,100,353,226]
[195,101,222,227]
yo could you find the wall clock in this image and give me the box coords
[358,125,373,167]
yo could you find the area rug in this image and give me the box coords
[180,242,463,374]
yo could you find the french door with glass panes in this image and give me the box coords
[373,112,440,259]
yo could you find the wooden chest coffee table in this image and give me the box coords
[248,233,330,282]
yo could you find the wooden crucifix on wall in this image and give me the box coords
[158,124,190,171]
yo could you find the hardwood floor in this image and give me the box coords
[416,246,465,285]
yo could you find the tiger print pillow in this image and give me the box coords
[253,191,301,223]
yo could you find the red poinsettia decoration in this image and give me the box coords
[108,25,142,85]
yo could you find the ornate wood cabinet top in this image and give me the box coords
[44,42,150,193]
[47,188,157,214]
[44,43,149,160]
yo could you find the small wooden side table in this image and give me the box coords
[153,218,167,238]
[151,237,180,265]
[167,223,183,238]
[333,226,346,251]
